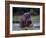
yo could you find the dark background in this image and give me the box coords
[13,7,40,16]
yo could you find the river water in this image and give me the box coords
[12,20,40,31]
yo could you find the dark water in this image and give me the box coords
[12,21,40,31]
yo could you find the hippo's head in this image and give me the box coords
[24,13,31,19]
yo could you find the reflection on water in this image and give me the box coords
[12,21,40,31]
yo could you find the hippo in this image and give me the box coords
[20,13,32,28]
